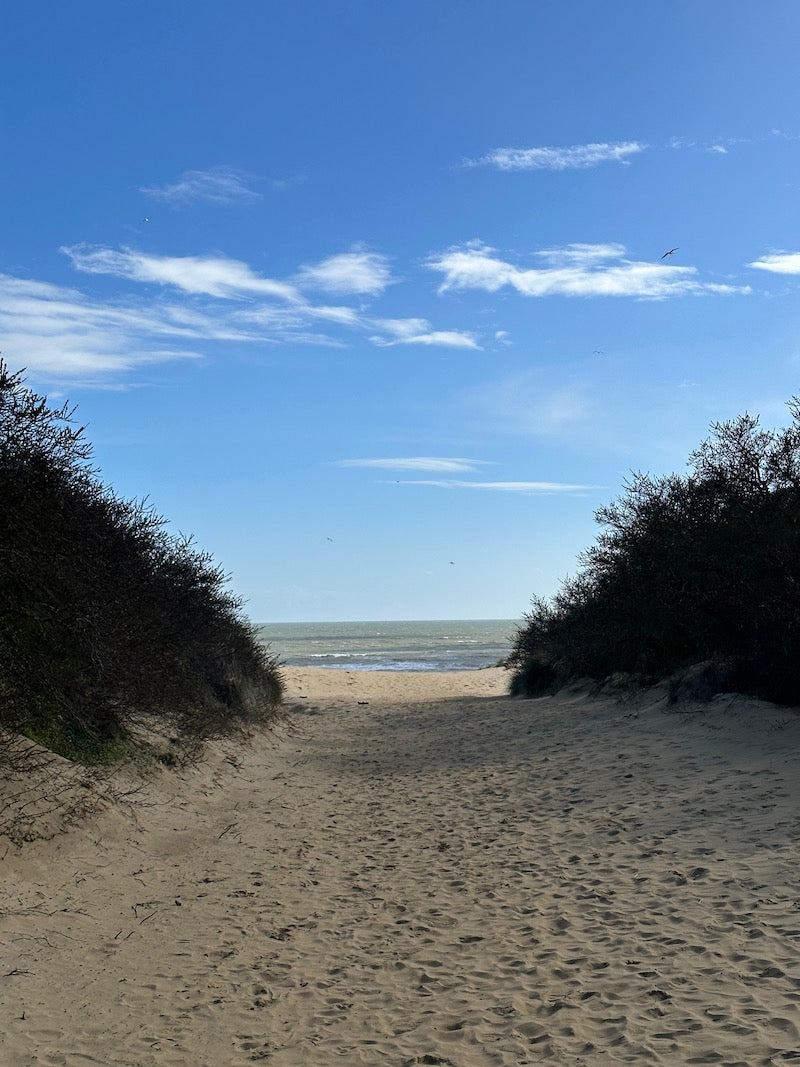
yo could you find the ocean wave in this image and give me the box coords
[257,619,516,672]
[314,659,456,672]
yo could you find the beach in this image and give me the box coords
[1,667,799,1066]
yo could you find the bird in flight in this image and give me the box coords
[661,247,679,259]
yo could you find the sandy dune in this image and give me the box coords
[1,667,799,1065]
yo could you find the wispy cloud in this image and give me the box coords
[748,252,800,275]
[338,457,487,472]
[64,247,475,345]
[467,141,644,171]
[140,165,260,205]
[670,135,749,154]
[0,274,206,382]
[401,480,594,493]
[270,173,308,191]
[305,304,362,326]
[64,244,301,301]
[295,251,393,295]
[429,241,749,300]
[369,317,479,349]
[3,244,479,383]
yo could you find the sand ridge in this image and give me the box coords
[1,667,799,1065]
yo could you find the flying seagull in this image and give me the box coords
[661,247,679,259]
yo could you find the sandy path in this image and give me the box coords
[1,668,799,1065]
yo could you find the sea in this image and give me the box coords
[255,619,521,672]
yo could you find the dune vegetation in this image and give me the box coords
[0,363,282,765]
[509,404,800,706]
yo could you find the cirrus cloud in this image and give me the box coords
[369,317,479,349]
[467,141,645,171]
[748,252,800,274]
[295,250,394,295]
[2,242,482,384]
[429,241,749,300]
[63,244,300,302]
[338,457,487,472]
[140,165,260,205]
[0,273,206,382]
[401,480,595,493]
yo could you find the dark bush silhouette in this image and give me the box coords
[0,363,282,759]
[508,404,800,706]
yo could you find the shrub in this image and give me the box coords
[0,363,282,760]
[509,403,800,706]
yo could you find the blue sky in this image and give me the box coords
[3,1,800,622]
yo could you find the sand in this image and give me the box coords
[1,666,799,1066]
